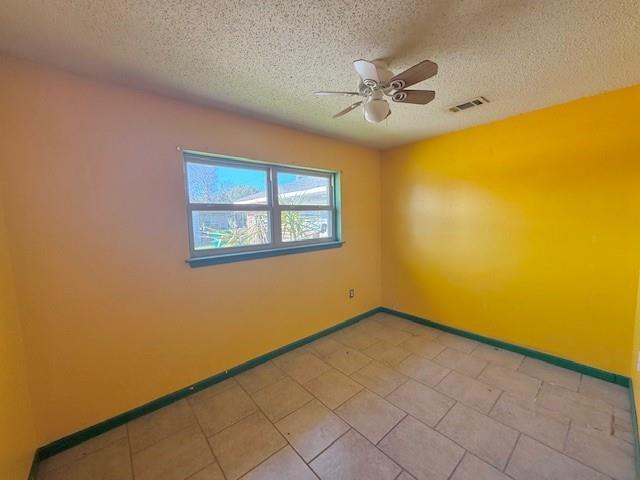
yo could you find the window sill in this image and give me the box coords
[186,241,344,267]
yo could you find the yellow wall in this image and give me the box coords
[0,56,381,444]
[381,85,640,375]
[0,181,37,478]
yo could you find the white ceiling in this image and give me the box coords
[1,1,639,148]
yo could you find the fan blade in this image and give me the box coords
[390,60,438,89]
[314,91,360,97]
[392,90,436,105]
[353,59,380,84]
[332,101,363,118]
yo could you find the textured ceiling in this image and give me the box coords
[1,1,639,148]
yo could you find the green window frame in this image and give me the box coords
[183,151,342,267]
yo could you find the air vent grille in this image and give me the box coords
[448,96,489,113]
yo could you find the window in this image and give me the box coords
[183,152,341,265]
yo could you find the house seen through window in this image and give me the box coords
[184,153,339,259]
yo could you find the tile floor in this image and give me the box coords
[38,313,636,480]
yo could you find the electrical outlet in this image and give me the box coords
[348,288,355,299]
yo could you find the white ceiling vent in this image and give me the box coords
[448,96,490,112]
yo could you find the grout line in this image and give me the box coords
[433,398,458,430]
[487,388,505,415]
[125,424,135,480]
[375,411,408,447]
[383,377,411,399]
[237,444,289,479]
[306,427,352,464]
[502,432,521,472]
[562,420,572,452]
[446,450,467,480]
[432,367,454,389]
[186,397,228,480]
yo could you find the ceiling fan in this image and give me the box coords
[314,59,438,123]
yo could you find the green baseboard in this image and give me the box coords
[33,306,382,466]
[27,451,40,480]
[27,305,637,479]
[380,307,630,387]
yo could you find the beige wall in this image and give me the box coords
[0,55,382,444]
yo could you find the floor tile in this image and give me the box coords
[325,346,371,375]
[376,315,416,332]
[362,341,411,366]
[396,354,451,387]
[275,400,349,462]
[310,429,401,480]
[42,438,132,480]
[399,336,446,359]
[472,344,524,369]
[613,407,634,444]
[307,337,345,358]
[333,328,378,350]
[251,377,313,422]
[433,348,488,377]
[450,453,511,480]
[478,364,541,400]
[190,378,239,402]
[39,425,127,474]
[490,394,568,450]
[393,320,432,337]
[379,416,464,480]
[190,384,257,436]
[506,435,609,480]
[435,371,501,414]
[579,375,631,411]
[241,446,317,480]
[387,380,454,427]
[410,325,442,341]
[351,319,385,336]
[236,362,286,393]
[564,423,635,480]
[350,361,406,397]
[304,369,363,409]
[128,399,197,453]
[188,463,226,480]
[371,327,412,346]
[437,403,519,469]
[132,425,213,480]
[209,412,287,480]
[273,351,331,384]
[436,333,479,354]
[518,357,580,391]
[335,390,405,443]
[537,382,612,432]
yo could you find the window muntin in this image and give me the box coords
[184,154,338,258]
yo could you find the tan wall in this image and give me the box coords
[0,55,382,444]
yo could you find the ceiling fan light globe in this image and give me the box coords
[364,99,390,123]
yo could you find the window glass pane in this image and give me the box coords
[277,172,330,205]
[187,162,268,204]
[281,210,332,242]
[192,211,270,250]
